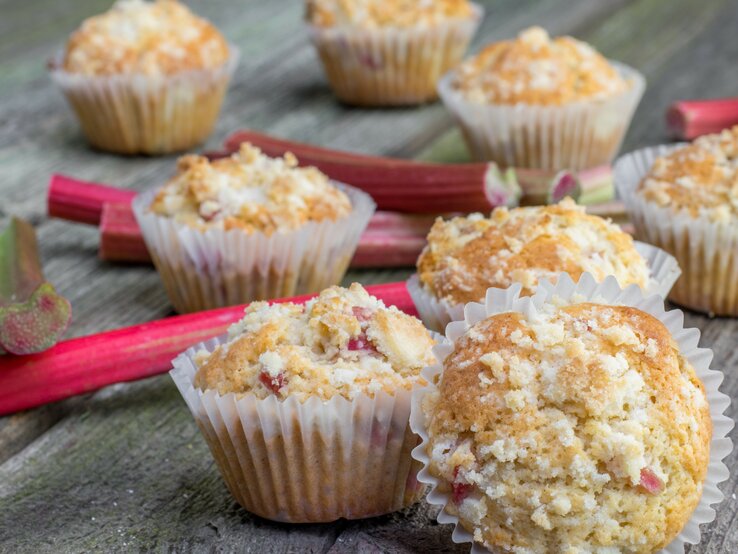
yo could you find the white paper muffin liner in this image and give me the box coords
[407,240,681,332]
[308,5,482,106]
[49,48,239,155]
[410,272,733,553]
[132,183,375,313]
[437,61,645,170]
[615,144,738,316]
[170,335,426,523]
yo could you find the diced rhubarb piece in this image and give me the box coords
[639,468,664,494]
[352,306,373,321]
[451,466,473,505]
[0,281,416,415]
[347,333,377,352]
[258,370,287,394]
[0,218,71,355]
[666,98,738,140]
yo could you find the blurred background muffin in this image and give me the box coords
[438,26,645,170]
[616,125,738,316]
[133,143,375,312]
[306,0,482,106]
[50,0,238,154]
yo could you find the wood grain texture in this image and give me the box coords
[0,0,736,552]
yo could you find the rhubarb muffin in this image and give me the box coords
[438,26,644,169]
[50,0,238,154]
[132,143,375,312]
[419,299,711,552]
[171,283,436,522]
[306,0,482,106]
[616,126,738,316]
[408,198,679,331]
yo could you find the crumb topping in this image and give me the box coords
[62,0,230,76]
[424,302,711,552]
[306,0,474,28]
[149,143,352,234]
[417,198,649,304]
[452,26,629,105]
[638,125,738,223]
[194,283,436,401]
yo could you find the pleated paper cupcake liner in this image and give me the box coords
[170,336,426,523]
[410,272,733,553]
[407,240,681,332]
[615,145,738,316]
[131,183,375,313]
[437,61,645,170]
[49,48,239,155]
[308,5,482,107]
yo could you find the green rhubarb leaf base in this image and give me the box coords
[0,282,72,355]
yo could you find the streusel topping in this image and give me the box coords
[195,283,435,401]
[149,143,352,234]
[423,301,710,553]
[63,0,230,76]
[417,198,649,304]
[452,26,629,105]
[638,125,738,223]
[306,0,474,28]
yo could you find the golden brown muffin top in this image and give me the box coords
[638,126,738,223]
[62,0,230,76]
[306,0,474,28]
[452,26,629,105]
[149,143,352,234]
[423,301,711,553]
[194,283,436,401]
[417,198,649,305]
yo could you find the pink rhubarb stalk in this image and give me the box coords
[666,98,738,140]
[0,218,72,355]
[0,281,415,415]
[47,175,436,267]
[221,130,619,210]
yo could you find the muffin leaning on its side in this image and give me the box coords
[49,0,238,154]
[171,283,436,522]
[616,125,738,316]
[306,0,483,106]
[410,274,731,553]
[438,26,645,169]
[132,143,375,313]
[407,198,680,331]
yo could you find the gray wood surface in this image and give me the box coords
[1,0,737,552]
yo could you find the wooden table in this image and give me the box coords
[1,0,737,551]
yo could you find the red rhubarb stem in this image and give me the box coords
[0,282,414,416]
[666,98,738,140]
[48,174,136,225]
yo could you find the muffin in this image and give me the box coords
[132,143,375,312]
[615,126,738,316]
[49,0,238,154]
[170,283,436,522]
[438,26,645,169]
[407,198,680,331]
[306,0,482,106]
[410,273,731,553]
